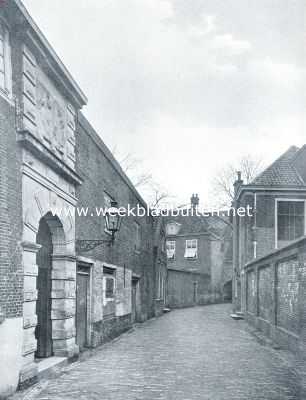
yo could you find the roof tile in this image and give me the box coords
[251,146,305,186]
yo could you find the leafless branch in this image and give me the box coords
[211,155,264,207]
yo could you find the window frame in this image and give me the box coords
[105,276,115,299]
[275,198,306,248]
[166,240,176,260]
[0,21,12,101]
[184,239,198,259]
[103,265,116,300]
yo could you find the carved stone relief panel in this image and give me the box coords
[22,46,77,170]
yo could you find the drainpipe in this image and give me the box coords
[232,171,243,312]
[253,193,257,259]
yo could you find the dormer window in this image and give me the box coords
[184,239,198,259]
[166,222,181,236]
[0,23,12,98]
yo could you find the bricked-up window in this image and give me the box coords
[277,201,305,242]
[103,266,115,299]
[0,23,12,97]
[134,222,141,251]
[105,277,115,298]
[166,240,175,259]
[184,239,198,259]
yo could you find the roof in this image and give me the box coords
[164,213,208,235]
[164,212,230,238]
[251,146,305,187]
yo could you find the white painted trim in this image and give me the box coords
[76,256,94,265]
[185,238,198,259]
[274,198,306,249]
[236,186,306,201]
[103,262,117,270]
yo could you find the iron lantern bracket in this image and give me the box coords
[76,233,115,253]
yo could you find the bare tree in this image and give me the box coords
[148,182,170,208]
[111,147,172,207]
[211,155,263,207]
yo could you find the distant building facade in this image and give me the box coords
[165,195,232,308]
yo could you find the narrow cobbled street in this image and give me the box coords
[18,304,300,400]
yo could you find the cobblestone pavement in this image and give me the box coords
[22,304,301,400]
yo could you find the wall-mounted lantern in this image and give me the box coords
[76,201,122,252]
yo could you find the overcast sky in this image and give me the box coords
[23,0,306,206]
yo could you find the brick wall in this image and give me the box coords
[246,269,256,315]
[238,192,306,271]
[258,265,273,321]
[244,237,306,354]
[167,234,211,274]
[276,259,299,335]
[0,94,23,320]
[75,113,156,332]
[167,269,210,308]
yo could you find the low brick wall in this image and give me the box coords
[167,269,212,308]
[91,314,132,347]
[244,237,306,355]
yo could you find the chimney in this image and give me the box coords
[191,193,199,210]
[233,171,243,196]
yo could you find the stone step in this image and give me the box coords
[230,313,244,320]
[236,311,244,316]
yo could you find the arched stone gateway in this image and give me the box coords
[20,176,78,385]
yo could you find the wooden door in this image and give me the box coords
[36,218,53,358]
[76,267,89,350]
[193,281,198,304]
[131,280,137,323]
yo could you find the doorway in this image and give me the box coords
[131,277,139,323]
[35,218,53,358]
[193,281,198,304]
[76,265,90,350]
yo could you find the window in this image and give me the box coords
[134,222,141,251]
[105,277,115,298]
[166,240,175,259]
[277,200,305,242]
[161,239,165,252]
[0,23,12,98]
[166,222,181,236]
[103,266,115,299]
[184,239,198,259]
